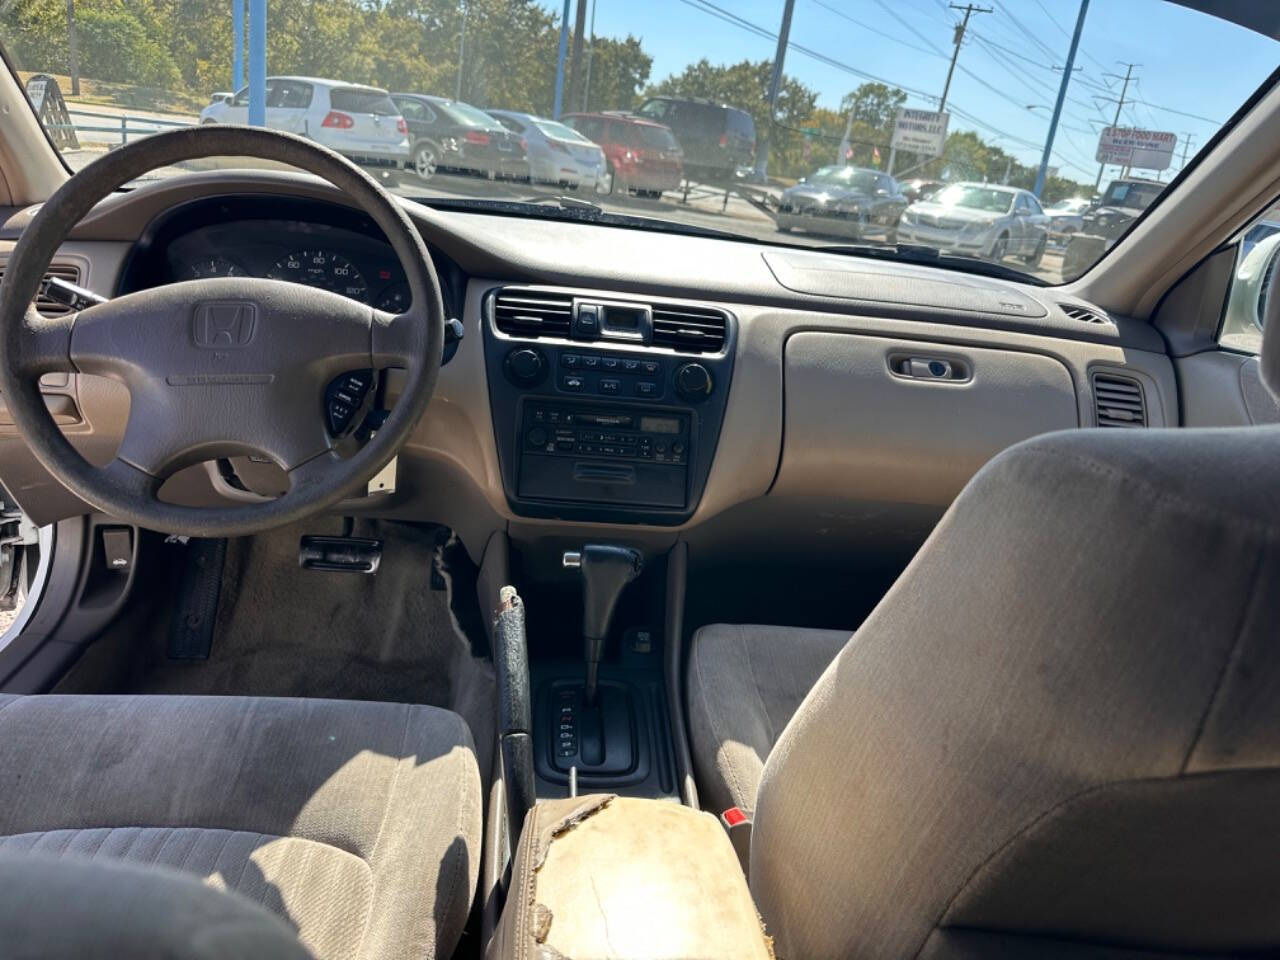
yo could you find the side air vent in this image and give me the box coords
[651,303,728,353]
[0,261,82,317]
[1060,302,1109,325]
[1093,372,1146,428]
[493,289,573,337]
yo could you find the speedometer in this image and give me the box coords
[267,250,369,303]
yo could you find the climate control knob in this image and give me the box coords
[505,347,547,386]
[674,362,713,403]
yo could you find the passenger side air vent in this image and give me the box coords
[493,289,573,338]
[1092,372,1146,428]
[1059,303,1109,325]
[0,261,82,317]
[650,303,728,353]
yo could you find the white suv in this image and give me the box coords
[201,76,409,171]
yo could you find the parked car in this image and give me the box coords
[901,178,945,203]
[486,110,606,190]
[563,112,683,198]
[898,181,1050,265]
[775,165,908,241]
[1043,196,1093,240]
[633,96,755,183]
[200,77,409,171]
[391,93,528,183]
[1063,177,1166,276]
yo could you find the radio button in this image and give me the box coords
[527,427,548,448]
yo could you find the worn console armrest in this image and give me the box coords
[488,794,774,960]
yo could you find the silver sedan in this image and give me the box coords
[897,182,1051,266]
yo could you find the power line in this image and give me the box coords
[807,0,942,59]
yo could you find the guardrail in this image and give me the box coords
[48,108,196,145]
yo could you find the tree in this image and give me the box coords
[581,35,650,112]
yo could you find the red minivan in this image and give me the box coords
[563,112,683,198]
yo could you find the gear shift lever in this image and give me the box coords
[563,544,643,705]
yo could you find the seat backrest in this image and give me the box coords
[750,313,1280,957]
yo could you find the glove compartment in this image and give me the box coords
[773,331,1079,506]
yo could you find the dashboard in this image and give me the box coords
[0,171,1180,569]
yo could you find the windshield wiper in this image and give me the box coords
[810,242,1046,285]
[515,194,606,216]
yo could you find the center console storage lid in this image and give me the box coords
[488,794,773,960]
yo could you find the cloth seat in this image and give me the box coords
[686,623,848,815]
[0,694,482,960]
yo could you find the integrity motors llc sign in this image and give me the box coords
[891,108,950,158]
[1096,127,1177,171]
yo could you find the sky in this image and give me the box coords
[584,0,1278,183]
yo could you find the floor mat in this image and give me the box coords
[56,518,496,776]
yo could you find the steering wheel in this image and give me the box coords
[0,126,444,538]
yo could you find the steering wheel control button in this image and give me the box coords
[505,347,548,387]
[675,362,714,403]
[324,368,374,436]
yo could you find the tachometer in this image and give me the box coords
[267,249,369,303]
[186,257,246,279]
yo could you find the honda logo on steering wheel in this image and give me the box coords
[193,301,257,348]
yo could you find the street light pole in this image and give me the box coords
[456,3,467,102]
[65,0,80,96]
[582,0,597,112]
[757,0,796,180]
[1033,0,1088,198]
[939,3,991,113]
[248,0,266,127]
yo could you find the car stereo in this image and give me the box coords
[483,286,736,525]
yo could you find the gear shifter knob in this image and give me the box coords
[565,545,643,704]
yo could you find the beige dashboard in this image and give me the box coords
[0,171,1177,566]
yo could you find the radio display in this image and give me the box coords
[639,415,681,435]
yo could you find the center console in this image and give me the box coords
[483,285,736,525]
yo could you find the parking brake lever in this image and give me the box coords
[492,586,535,845]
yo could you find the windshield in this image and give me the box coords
[1,1,1276,286]
[934,184,1014,215]
[808,167,879,192]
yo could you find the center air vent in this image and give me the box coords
[651,303,728,353]
[1060,303,1109,325]
[493,290,573,338]
[1093,372,1146,427]
[0,261,82,317]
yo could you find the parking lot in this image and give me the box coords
[57,113,1066,285]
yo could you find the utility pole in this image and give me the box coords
[1094,61,1137,189]
[567,0,589,115]
[1033,0,1088,198]
[939,3,991,113]
[232,0,244,90]
[757,0,796,180]
[65,0,80,96]
[553,0,571,119]
[456,2,467,101]
[581,0,597,112]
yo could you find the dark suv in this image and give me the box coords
[634,97,755,183]
[1062,178,1165,276]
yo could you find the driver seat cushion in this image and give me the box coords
[0,694,482,960]
[687,623,850,816]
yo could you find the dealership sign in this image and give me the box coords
[1095,126,1177,171]
[891,108,950,157]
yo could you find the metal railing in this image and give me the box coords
[48,108,196,146]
